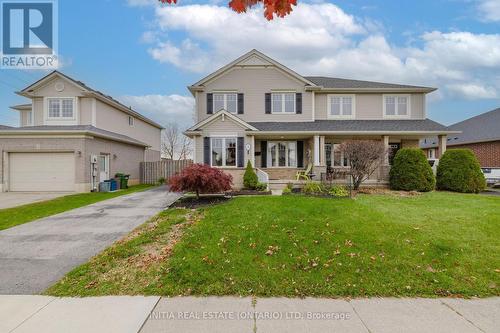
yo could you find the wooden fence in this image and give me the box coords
[140,159,192,184]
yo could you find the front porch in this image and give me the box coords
[251,134,448,191]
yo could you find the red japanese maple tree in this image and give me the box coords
[169,163,233,199]
[159,0,297,20]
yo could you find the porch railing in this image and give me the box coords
[256,168,269,189]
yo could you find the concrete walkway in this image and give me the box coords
[0,192,71,209]
[1,296,498,333]
[0,187,181,294]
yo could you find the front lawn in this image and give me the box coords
[46,192,500,298]
[0,185,153,231]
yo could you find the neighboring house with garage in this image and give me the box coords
[422,108,500,184]
[0,71,163,192]
[184,49,456,189]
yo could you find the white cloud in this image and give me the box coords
[142,3,500,100]
[119,94,195,130]
[478,0,500,22]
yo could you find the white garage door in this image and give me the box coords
[9,152,75,192]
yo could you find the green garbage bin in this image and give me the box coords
[115,173,130,189]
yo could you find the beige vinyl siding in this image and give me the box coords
[79,97,94,125]
[20,111,32,126]
[197,67,312,123]
[32,97,44,126]
[95,100,161,152]
[315,93,426,120]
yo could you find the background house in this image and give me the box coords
[0,72,163,192]
[422,108,500,183]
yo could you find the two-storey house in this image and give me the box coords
[184,50,455,189]
[0,71,162,192]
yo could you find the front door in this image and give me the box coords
[99,155,110,181]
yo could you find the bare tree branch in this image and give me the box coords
[161,122,192,160]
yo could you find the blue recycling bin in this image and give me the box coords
[109,179,118,191]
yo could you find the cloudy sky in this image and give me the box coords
[0,0,499,129]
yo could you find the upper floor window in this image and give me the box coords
[328,95,354,118]
[211,137,237,167]
[384,95,410,117]
[272,93,295,113]
[213,93,237,113]
[128,116,134,127]
[48,98,74,119]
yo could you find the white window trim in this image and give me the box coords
[210,137,238,168]
[43,97,78,124]
[212,92,238,114]
[383,94,411,119]
[271,92,296,114]
[128,116,135,127]
[428,148,436,159]
[267,141,298,168]
[327,94,356,119]
[26,110,33,126]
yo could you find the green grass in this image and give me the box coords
[46,192,500,298]
[0,185,153,231]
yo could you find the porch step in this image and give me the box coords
[268,179,308,191]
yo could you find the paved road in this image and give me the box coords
[0,187,180,294]
[1,295,498,333]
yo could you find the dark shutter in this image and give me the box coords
[261,141,267,168]
[203,137,211,165]
[237,93,244,114]
[265,93,271,114]
[237,137,244,167]
[297,140,304,168]
[207,93,213,114]
[296,93,302,114]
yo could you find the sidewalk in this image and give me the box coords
[1,296,498,333]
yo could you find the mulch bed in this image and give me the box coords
[170,196,231,209]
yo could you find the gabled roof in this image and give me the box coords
[17,71,163,129]
[421,108,500,148]
[0,125,149,147]
[185,110,258,134]
[188,49,317,94]
[305,76,436,92]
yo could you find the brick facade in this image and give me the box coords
[424,140,500,167]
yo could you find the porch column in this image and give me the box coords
[383,135,390,165]
[438,135,447,158]
[313,135,320,166]
[249,135,255,167]
[319,136,326,166]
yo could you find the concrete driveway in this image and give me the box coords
[0,186,180,294]
[0,192,71,209]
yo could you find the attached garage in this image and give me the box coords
[9,152,75,192]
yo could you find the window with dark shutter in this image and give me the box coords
[203,137,211,165]
[297,141,304,168]
[237,93,244,114]
[265,93,271,114]
[237,137,244,167]
[296,93,302,114]
[207,93,213,114]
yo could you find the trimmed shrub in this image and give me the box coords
[328,185,349,197]
[390,148,435,192]
[436,149,486,193]
[243,161,258,189]
[169,163,233,199]
[255,182,268,191]
[302,181,326,194]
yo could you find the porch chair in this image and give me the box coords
[296,163,313,180]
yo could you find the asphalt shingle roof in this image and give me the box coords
[249,119,449,132]
[421,108,500,148]
[0,125,12,129]
[304,76,435,90]
[0,125,148,146]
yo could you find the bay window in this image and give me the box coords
[211,137,237,167]
[47,98,74,119]
[272,93,295,113]
[267,141,297,167]
[328,95,354,118]
[213,93,237,113]
[384,95,409,117]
